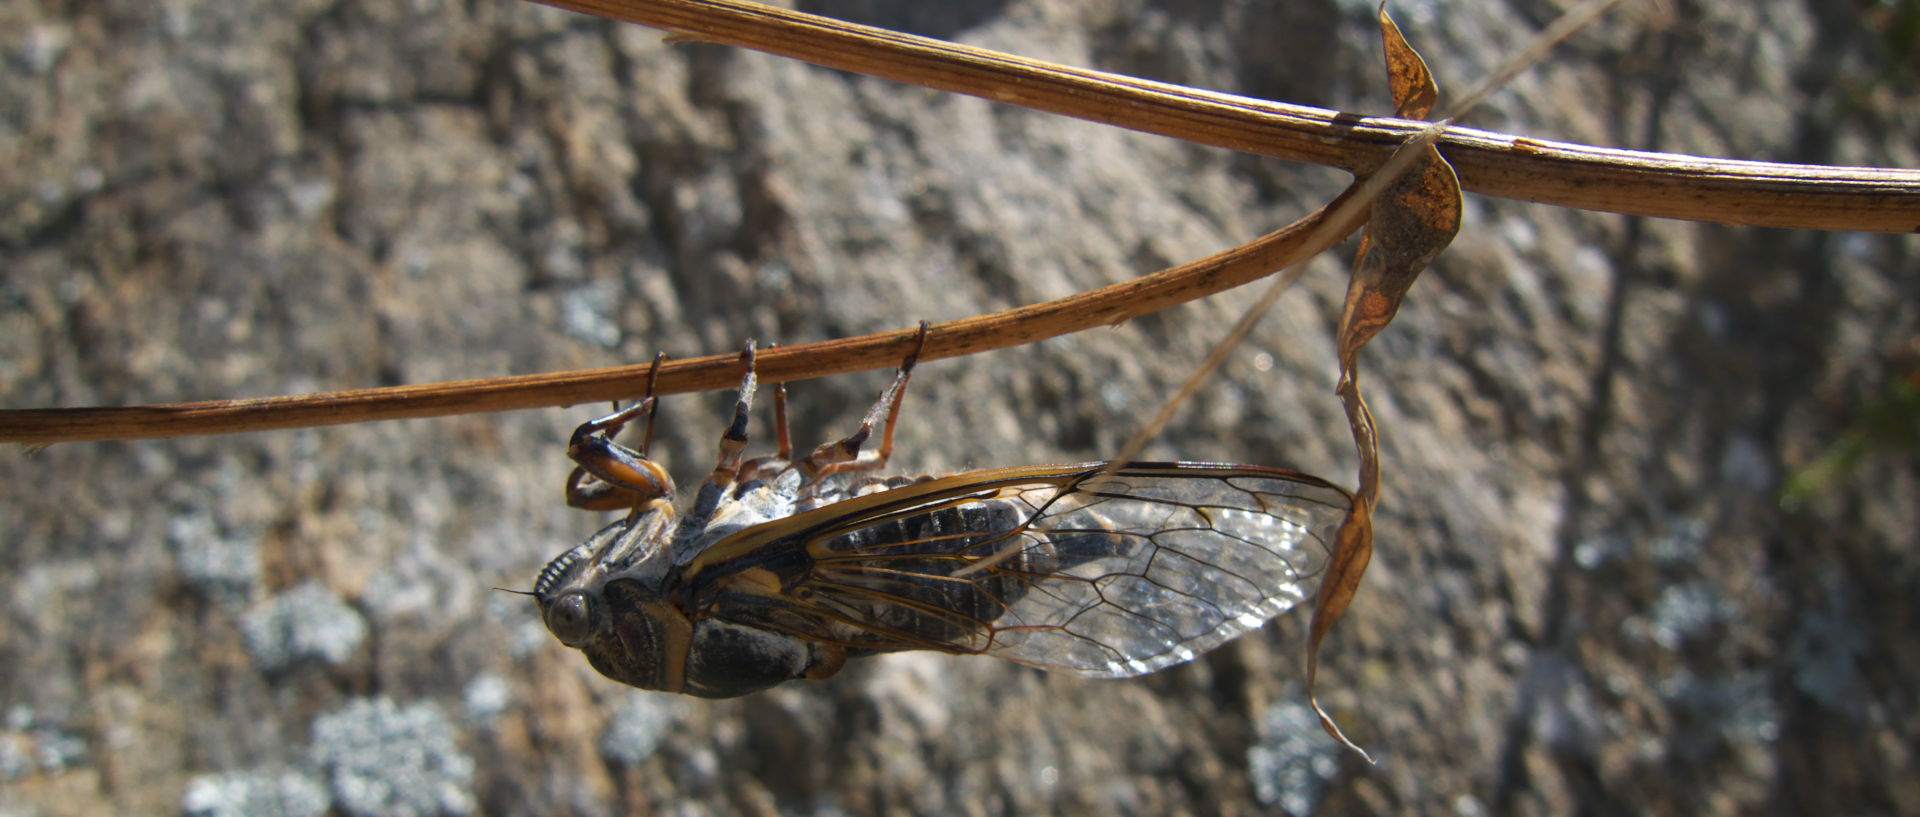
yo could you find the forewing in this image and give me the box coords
[694,463,1351,678]
[986,464,1349,676]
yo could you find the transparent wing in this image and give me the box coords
[690,462,1352,678]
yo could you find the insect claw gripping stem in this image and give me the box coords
[800,321,931,480]
[681,342,766,527]
[637,350,667,455]
[730,342,796,486]
[568,351,667,457]
[709,342,760,484]
[564,353,675,513]
[768,342,793,462]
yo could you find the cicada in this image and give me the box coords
[534,326,1353,697]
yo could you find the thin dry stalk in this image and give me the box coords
[4,0,1914,445]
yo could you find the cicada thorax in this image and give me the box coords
[585,578,690,690]
[537,510,840,698]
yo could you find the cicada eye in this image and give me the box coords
[543,592,596,646]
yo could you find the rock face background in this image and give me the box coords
[3,0,1916,815]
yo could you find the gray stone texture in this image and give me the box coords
[2,0,1916,815]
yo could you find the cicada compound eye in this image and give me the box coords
[543,591,597,647]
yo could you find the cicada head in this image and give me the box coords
[533,501,691,690]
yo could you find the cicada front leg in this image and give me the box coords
[797,321,931,481]
[565,352,675,515]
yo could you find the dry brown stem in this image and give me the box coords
[4,0,1915,444]
[0,187,1367,444]
[541,0,1918,232]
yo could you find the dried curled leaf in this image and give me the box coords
[1306,2,1464,761]
[1341,145,1463,353]
[1379,3,1439,119]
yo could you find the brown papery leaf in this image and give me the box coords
[1306,2,1463,762]
[1379,2,1439,119]
[1341,144,1463,354]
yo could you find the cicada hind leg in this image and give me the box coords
[564,352,676,517]
[795,321,932,480]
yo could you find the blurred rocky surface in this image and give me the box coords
[2,0,1916,815]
